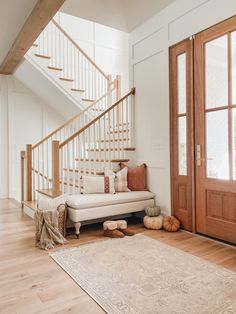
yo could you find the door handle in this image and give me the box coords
[196,145,201,166]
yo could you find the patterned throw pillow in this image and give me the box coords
[120,163,148,191]
[105,167,130,192]
[82,175,115,194]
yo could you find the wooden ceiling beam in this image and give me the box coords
[0,0,65,74]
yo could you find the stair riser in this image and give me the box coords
[23,205,35,219]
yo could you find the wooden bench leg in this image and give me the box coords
[75,222,81,239]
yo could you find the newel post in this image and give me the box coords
[52,140,60,197]
[20,150,26,208]
[26,144,32,201]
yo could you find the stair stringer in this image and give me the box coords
[14,57,81,119]
[26,46,86,111]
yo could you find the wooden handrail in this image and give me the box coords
[60,88,135,148]
[32,85,116,149]
[52,19,108,79]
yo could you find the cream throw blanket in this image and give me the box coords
[35,209,67,250]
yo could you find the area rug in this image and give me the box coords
[50,234,236,314]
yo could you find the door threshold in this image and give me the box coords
[183,230,236,248]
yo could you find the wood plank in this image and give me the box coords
[48,66,62,71]
[71,88,85,92]
[0,0,65,74]
[0,199,235,313]
[34,53,50,59]
[124,147,136,151]
[59,77,74,82]
[24,200,38,211]
[82,98,96,102]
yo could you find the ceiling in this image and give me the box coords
[61,0,176,32]
[0,0,38,65]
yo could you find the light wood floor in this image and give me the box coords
[0,198,235,314]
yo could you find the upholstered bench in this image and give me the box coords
[66,191,155,238]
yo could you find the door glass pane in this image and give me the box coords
[177,53,186,114]
[205,35,228,109]
[206,110,229,179]
[231,32,236,104]
[178,116,187,175]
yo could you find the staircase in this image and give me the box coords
[20,19,135,214]
[25,18,121,112]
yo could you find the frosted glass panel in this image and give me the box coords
[205,35,228,109]
[177,53,186,114]
[206,110,229,179]
[178,116,187,175]
[231,32,236,104]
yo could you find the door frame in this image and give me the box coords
[170,15,236,240]
[194,16,236,243]
[169,38,195,232]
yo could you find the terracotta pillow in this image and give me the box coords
[120,163,148,191]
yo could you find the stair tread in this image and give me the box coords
[86,148,123,152]
[82,98,95,102]
[71,88,85,92]
[111,159,129,163]
[24,200,37,211]
[48,66,63,71]
[60,77,74,82]
[37,189,61,198]
[75,158,130,163]
[108,130,129,134]
[116,122,129,126]
[98,138,129,143]
[35,53,51,59]
[63,168,113,175]
[63,168,94,174]
[92,108,104,112]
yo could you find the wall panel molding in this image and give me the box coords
[132,28,165,65]
[168,0,210,41]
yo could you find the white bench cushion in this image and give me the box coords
[66,191,155,210]
[68,199,155,222]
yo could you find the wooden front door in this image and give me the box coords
[170,16,236,243]
[170,39,195,231]
[195,17,236,243]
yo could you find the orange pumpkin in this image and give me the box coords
[163,216,180,232]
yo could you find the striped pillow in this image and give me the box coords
[105,167,130,192]
[82,175,115,194]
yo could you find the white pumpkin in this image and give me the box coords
[143,215,163,230]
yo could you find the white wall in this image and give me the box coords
[55,12,129,93]
[130,0,236,214]
[0,75,65,200]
